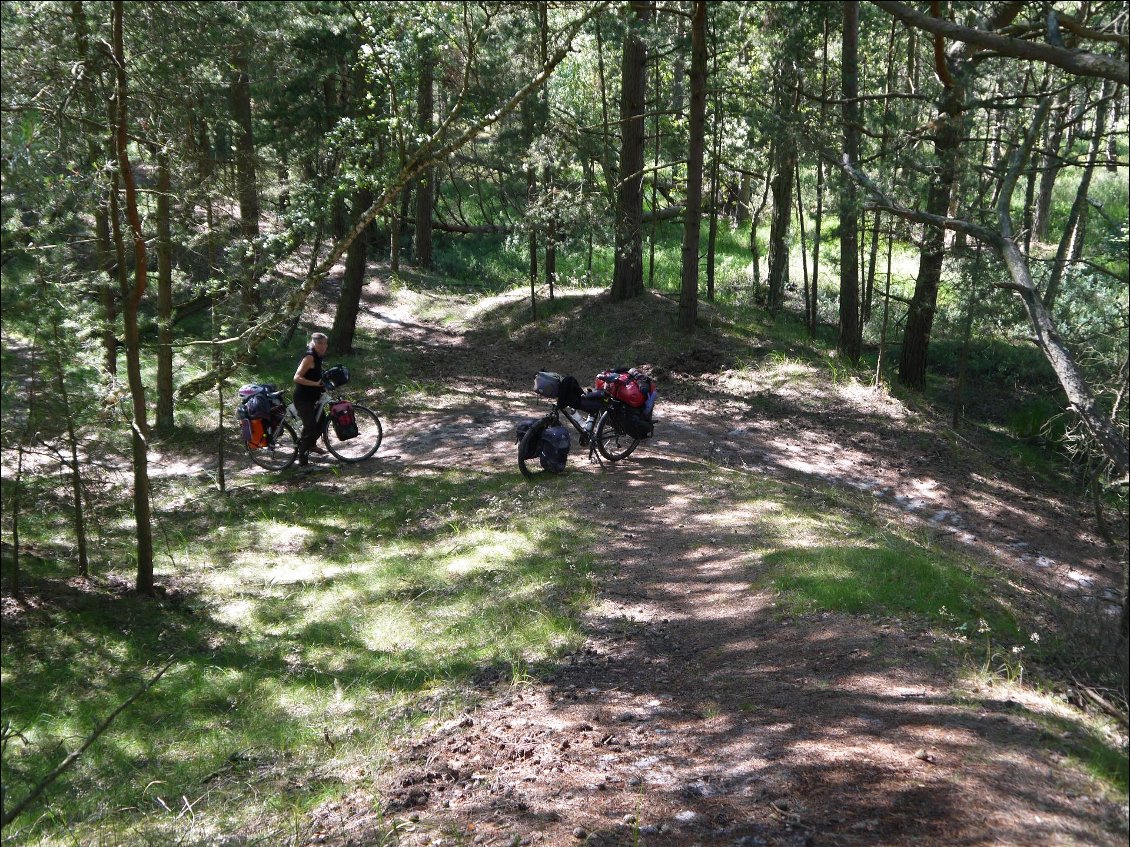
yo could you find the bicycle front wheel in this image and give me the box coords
[323,404,383,462]
[247,420,300,470]
[517,415,558,479]
[594,409,640,462]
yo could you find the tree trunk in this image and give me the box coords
[766,69,797,315]
[111,0,154,596]
[593,16,618,205]
[91,199,118,372]
[706,31,722,304]
[415,38,434,270]
[896,0,1023,388]
[679,1,707,332]
[1106,87,1122,172]
[899,89,962,388]
[390,191,402,273]
[611,1,650,302]
[766,156,795,314]
[539,5,555,299]
[51,318,90,577]
[330,188,374,356]
[522,89,539,317]
[999,235,1128,481]
[649,52,661,289]
[810,18,831,335]
[795,160,811,325]
[875,221,894,386]
[72,0,118,377]
[230,44,261,318]
[1044,80,1112,312]
[838,1,861,362]
[751,157,772,302]
[1032,92,1069,241]
[155,150,174,430]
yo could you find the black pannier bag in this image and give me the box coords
[538,425,571,472]
[623,410,654,440]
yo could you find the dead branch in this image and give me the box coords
[1,654,179,829]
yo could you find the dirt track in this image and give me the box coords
[293,272,1127,847]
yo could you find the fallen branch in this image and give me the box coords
[1071,676,1130,730]
[1,654,179,829]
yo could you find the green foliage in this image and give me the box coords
[1006,396,1067,443]
[2,1,1128,838]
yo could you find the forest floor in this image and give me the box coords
[272,270,1126,847]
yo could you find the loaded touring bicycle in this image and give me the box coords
[516,368,657,478]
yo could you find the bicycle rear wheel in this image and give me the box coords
[247,420,299,470]
[322,404,383,462]
[517,415,559,479]
[594,409,640,462]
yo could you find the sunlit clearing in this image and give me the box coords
[444,528,529,575]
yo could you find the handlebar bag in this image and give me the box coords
[534,371,563,398]
[323,365,350,387]
[538,425,571,472]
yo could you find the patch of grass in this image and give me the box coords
[759,537,1015,634]
[722,472,1020,638]
[1,470,600,845]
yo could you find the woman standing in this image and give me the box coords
[293,331,328,465]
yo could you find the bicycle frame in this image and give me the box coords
[536,395,610,458]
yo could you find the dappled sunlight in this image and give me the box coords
[215,598,254,627]
[361,610,423,653]
[833,380,909,422]
[441,527,528,575]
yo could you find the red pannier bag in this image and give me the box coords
[594,368,653,409]
[330,400,359,440]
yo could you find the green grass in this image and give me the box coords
[759,538,1016,633]
[721,472,1020,638]
[1,470,600,845]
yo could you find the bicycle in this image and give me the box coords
[243,366,383,471]
[516,371,652,479]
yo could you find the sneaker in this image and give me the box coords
[309,444,327,455]
[298,453,309,466]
